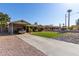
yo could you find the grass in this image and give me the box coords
[31,31,63,38]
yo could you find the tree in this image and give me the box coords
[69,26,74,30]
[0,12,10,32]
[76,19,79,25]
[34,22,38,25]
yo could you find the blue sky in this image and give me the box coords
[0,3,79,26]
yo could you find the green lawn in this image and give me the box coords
[31,32,63,38]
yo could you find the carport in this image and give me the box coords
[8,22,26,34]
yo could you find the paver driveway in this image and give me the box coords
[0,35,45,56]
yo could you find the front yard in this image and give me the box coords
[31,32,63,38]
[31,32,79,45]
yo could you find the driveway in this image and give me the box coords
[17,33,79,56]
[0,35,45,56]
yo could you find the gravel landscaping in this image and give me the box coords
[56,33,79,44]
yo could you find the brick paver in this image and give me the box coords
[0,35,46,56]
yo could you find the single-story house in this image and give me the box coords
[7,20,37,34]
[8,21,27,34]
[7,20,64,34]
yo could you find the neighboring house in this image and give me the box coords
[71,25,79,30]
[42,25,61,32]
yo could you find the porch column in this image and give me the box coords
[11,23,13,34]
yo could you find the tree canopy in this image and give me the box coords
[0,12,10,32]
[0,12,10,24]
[34,22,38,25]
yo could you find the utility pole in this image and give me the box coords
[67,9,72,28]
[65,14,67,27]
[59,23,61,28]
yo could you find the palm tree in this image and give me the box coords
[67,9,72,28]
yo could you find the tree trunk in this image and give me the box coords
[1,21,2,32]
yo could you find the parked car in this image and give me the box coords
[18,29,26,34]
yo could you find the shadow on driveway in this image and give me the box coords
[0,32,18,36]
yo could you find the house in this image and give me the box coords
[7,20,63,34]
[8,20,31,34]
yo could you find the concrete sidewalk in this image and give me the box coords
[16,33,79,56]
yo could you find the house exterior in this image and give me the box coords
[8,21,26,34]
[7,20,64,34]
